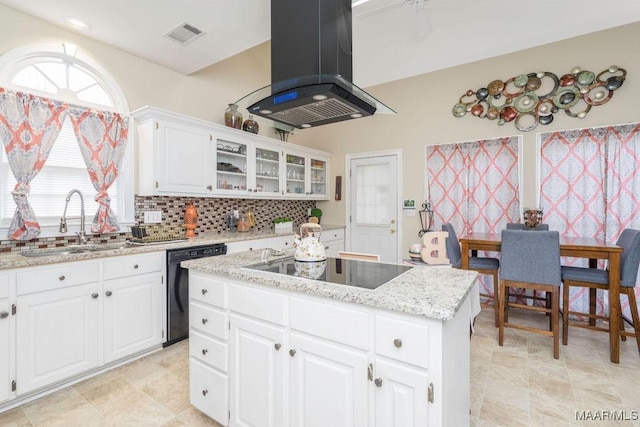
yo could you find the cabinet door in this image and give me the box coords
[323,239,344,258]
[229,314,286,427]
[254,142,283,196]
[373,359,429,427]
[289,332,369,427]
[284,150,308,198]
[214,134,251,196]
[16,283,99,394]
[0,273,10,403]
[157,119,214,195]
[190,357,229,425]
[309,157,329,199]
[103,273,163,363]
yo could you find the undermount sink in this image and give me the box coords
[20,243,129,257]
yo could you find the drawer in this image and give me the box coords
[290,296,368,350]
[190,330,228,372]
[190,357,228,423]
[229,283,286,325]
[375,314,430,368]
[190,273,227,309]
[0,273,8,299]
[17,261,99,295]
[103,252,163,280]
[321,228,344,242]
[190,301,228,340]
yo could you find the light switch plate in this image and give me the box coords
[144,210,162,223]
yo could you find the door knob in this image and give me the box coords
[202,318,208,324]
[289,349,296,357]
[202,348,208,355]
[59,275,66,281]
[374,378,383,387]
[202,389,208,396]
[394,338,403,348]
[0,312,8,319]
[91,293,99,299]
[390,229,396,234]
[206,185,213,191]
[105,290,113,297]
[391,219,396,224]
[274,343,281,350]
[201,288,208,295]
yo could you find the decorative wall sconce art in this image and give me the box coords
[452,66,626,132]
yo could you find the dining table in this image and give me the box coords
[459,232,624,363]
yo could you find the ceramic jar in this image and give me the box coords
[242,115,259,134]
[224,103,243,129]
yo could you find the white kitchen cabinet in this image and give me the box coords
[134,107,216,196]
[289,332,369,427]
[229,314,286,427]
[0,273,11,404]
[320,228,345,258]
[16,282,100,394]
[373,359,429,426]
[133,106,331,200]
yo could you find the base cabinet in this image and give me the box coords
[289,332,369,427]
[188,272,470,427]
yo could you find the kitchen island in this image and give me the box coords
[182,250,478,427]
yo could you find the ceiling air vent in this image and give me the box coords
[164,22,205,45]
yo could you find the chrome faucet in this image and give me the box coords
[59,189,88,245]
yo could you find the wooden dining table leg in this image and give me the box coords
[589,258,597,327]
[608,252,621,364]
[461,241,470,270]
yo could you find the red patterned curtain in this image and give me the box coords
[68,107,129,233]
[0,88,67,240]
[427,136,521,300]
[540,123,640,317]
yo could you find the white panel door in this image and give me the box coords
[349,154,400,262]
[374,359,429,427]
[16,283,100,394]
[103,273,163,363]
[230,314,286,427]
[289,332,368,427]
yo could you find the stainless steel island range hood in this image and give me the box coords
[235,0,395,131]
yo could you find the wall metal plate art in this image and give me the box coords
[452,66,626,132]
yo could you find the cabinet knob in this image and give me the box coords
[202,389,208,396]
[207,185,213,191]
[202,348,208,355]
[253,189,258,192]
[105,290,113,297]
[394,338,403,348]
[289,349,296,357]
[59,275,66,281]
[0,311,8,319]
[91,293,99,299]
[202,318,208,325]
[375,378,383,387]
[247,189,252,192]
[133,264,139,269]
[274,343,281,351]
[201,288,208,295]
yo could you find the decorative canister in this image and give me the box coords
[184,202,198,237]
[224,103,243,130]
[242,115,259,134]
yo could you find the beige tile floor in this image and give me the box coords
[1,306,639,426]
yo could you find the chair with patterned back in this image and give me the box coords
[499,229,562,358]
[561,228,640,353]
[442,223,500,326]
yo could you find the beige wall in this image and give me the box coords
[2,5,639,253]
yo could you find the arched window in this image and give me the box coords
[0,43,134,238]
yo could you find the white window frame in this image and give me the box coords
[0,43,134,238]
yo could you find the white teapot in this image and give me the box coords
[293,223,326,262]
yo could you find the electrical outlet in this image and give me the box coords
[144,211,162,223]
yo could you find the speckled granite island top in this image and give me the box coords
[182,250,478,321]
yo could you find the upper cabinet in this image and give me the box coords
[133,106,330,200]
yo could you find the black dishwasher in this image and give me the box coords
[165,243,227,347]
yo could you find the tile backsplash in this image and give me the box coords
[0,196,315,253]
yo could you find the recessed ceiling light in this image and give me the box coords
[63,16,91,31]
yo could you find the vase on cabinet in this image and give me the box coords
[242,115,259,134]
[224,103,243,130]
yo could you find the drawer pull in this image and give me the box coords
[105,290,113,297]
[374,378,383,387]
[202,348,208,355]
[202,318,208,325]
[202,389,208,396]
[59,275,66,281]
[394,339,403,348]
[91,293,99,299]
[274,343,281,351]
[133,264,139,269]
[201,288,208,295]
[0,311,8,319]
[289,349,296,357]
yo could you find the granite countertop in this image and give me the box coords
[0,225,345,270]
[182,250,478,321]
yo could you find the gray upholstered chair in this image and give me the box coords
[442,223,500,326]
[562,229,640,353]
[506,223,550,230]
[499,229,562,358]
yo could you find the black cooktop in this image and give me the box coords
[244,256,412,290]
